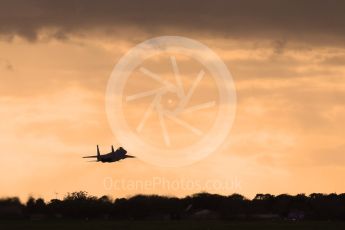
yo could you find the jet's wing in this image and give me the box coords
[83,155,98,158]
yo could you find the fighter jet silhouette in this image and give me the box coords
[83,145,134,163]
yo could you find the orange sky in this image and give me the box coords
[1,0,345,201]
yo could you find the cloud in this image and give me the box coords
[321,54,345,66]
[0,58,13,71]
[271,39,287,56]
[312,145,345,166]
[0,0,345,45]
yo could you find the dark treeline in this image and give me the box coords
[1,192,345,221]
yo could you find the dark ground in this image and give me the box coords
[1,220,345,230]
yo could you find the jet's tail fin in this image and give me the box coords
[97,145,100,161]
[111,145,115,153]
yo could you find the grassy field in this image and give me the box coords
[1,220,345,230]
